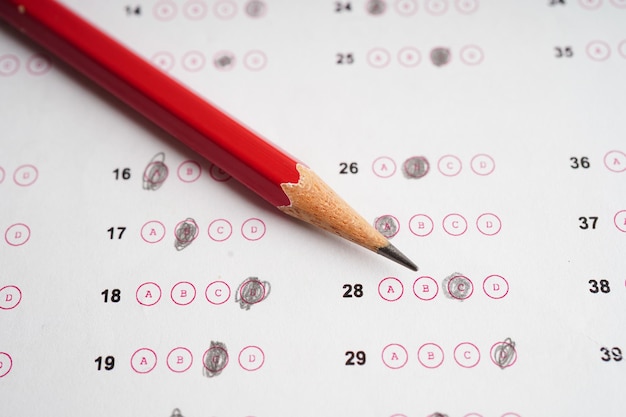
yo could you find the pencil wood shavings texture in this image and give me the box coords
[279,164,417,271]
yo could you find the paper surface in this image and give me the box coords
[1,1,625,416]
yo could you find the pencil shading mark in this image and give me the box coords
[143,152,169,190]
[235,277,271,310]
[429,413,448,417]
[366,0,386,15]
[174,218,199,251]
[245,0,266,17]
[402,156,430,179]
[170,408,184,417]
[213,52,235,70]
[430,47,451,67]
[203,341,228,377]
[374,215,399,238]
[442,272,472,300]
[493,337,517,369]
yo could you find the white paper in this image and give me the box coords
[1,1,626,416]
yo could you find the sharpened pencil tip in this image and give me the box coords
[377,243,418,271]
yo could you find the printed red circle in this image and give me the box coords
[381,343,408,369]
[167,347,194,372]
[136,282,162,306]
[398,47,422,67]
[26,54,52,75]
[0,352,13,377]
[409,214,434,237]
[490,340,517,368]
[417,343,444,368]
[442,213,468,236]
[476,213,502,236]
[238,346,265,371]
[586,40,611,61]
[208,219,233,241]
[0,285,22,310]
[214,1,237,19]
[453,342,480,368]
[4,223,31,246]
[141,220,166,243]
[482,275,509,299]
[395,0,418,15]
[455,0,479,14]
[241,218,266,241]
[13,164,38,186]
[372,156,397,178]
[244,50,268,71]
[209,164,232,181]
[206,281,231,305]
[153,0,178,20]
[470,153,495,175]
[378,277,404,301]
[425,0,448,15]
[203,346,229,372]
[437,155,462,176]
[181,51,206,72]
[177,160,202,181]
[151,51,175,72]
[130,348,158,373]
[170,281,197,305]
[413,276,439,300]
[367,48,391,68]
[0,54,20,76]
[239,278,267,305]
[183,0,208,19]
[447,275,473,300]
[604,150,626,172]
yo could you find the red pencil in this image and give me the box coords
[0,0,417,271]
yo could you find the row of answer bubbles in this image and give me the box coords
[0,165,38,186]
[378,274,509,301]
[153,0,267,21]
[0,53,52,76]
[365,0,479,16]
[366,45,483,68]
[151,50,267,72]
[382,338,518,369]
[374,213,502,238]
[136,277,270,308]
[140,217,267,245]
[131,343,265,374]
[372,154,495,178]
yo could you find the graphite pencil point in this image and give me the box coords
[377,243,418,271]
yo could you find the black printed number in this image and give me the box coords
[336,53,354,65]
[600,347,623,362]
[113,168,131,180]
[107,227,127,239]
[588,279,611,294]
[339,162,359,174]
[102,289,122,303]
[570,157,590,169]
[125,5,141,16]
[335,2,352,12]
[555,46,574,58]
[342,283,364,298]
[578,217,598,230]
[345,350,366,365]
[95,355,116,371]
